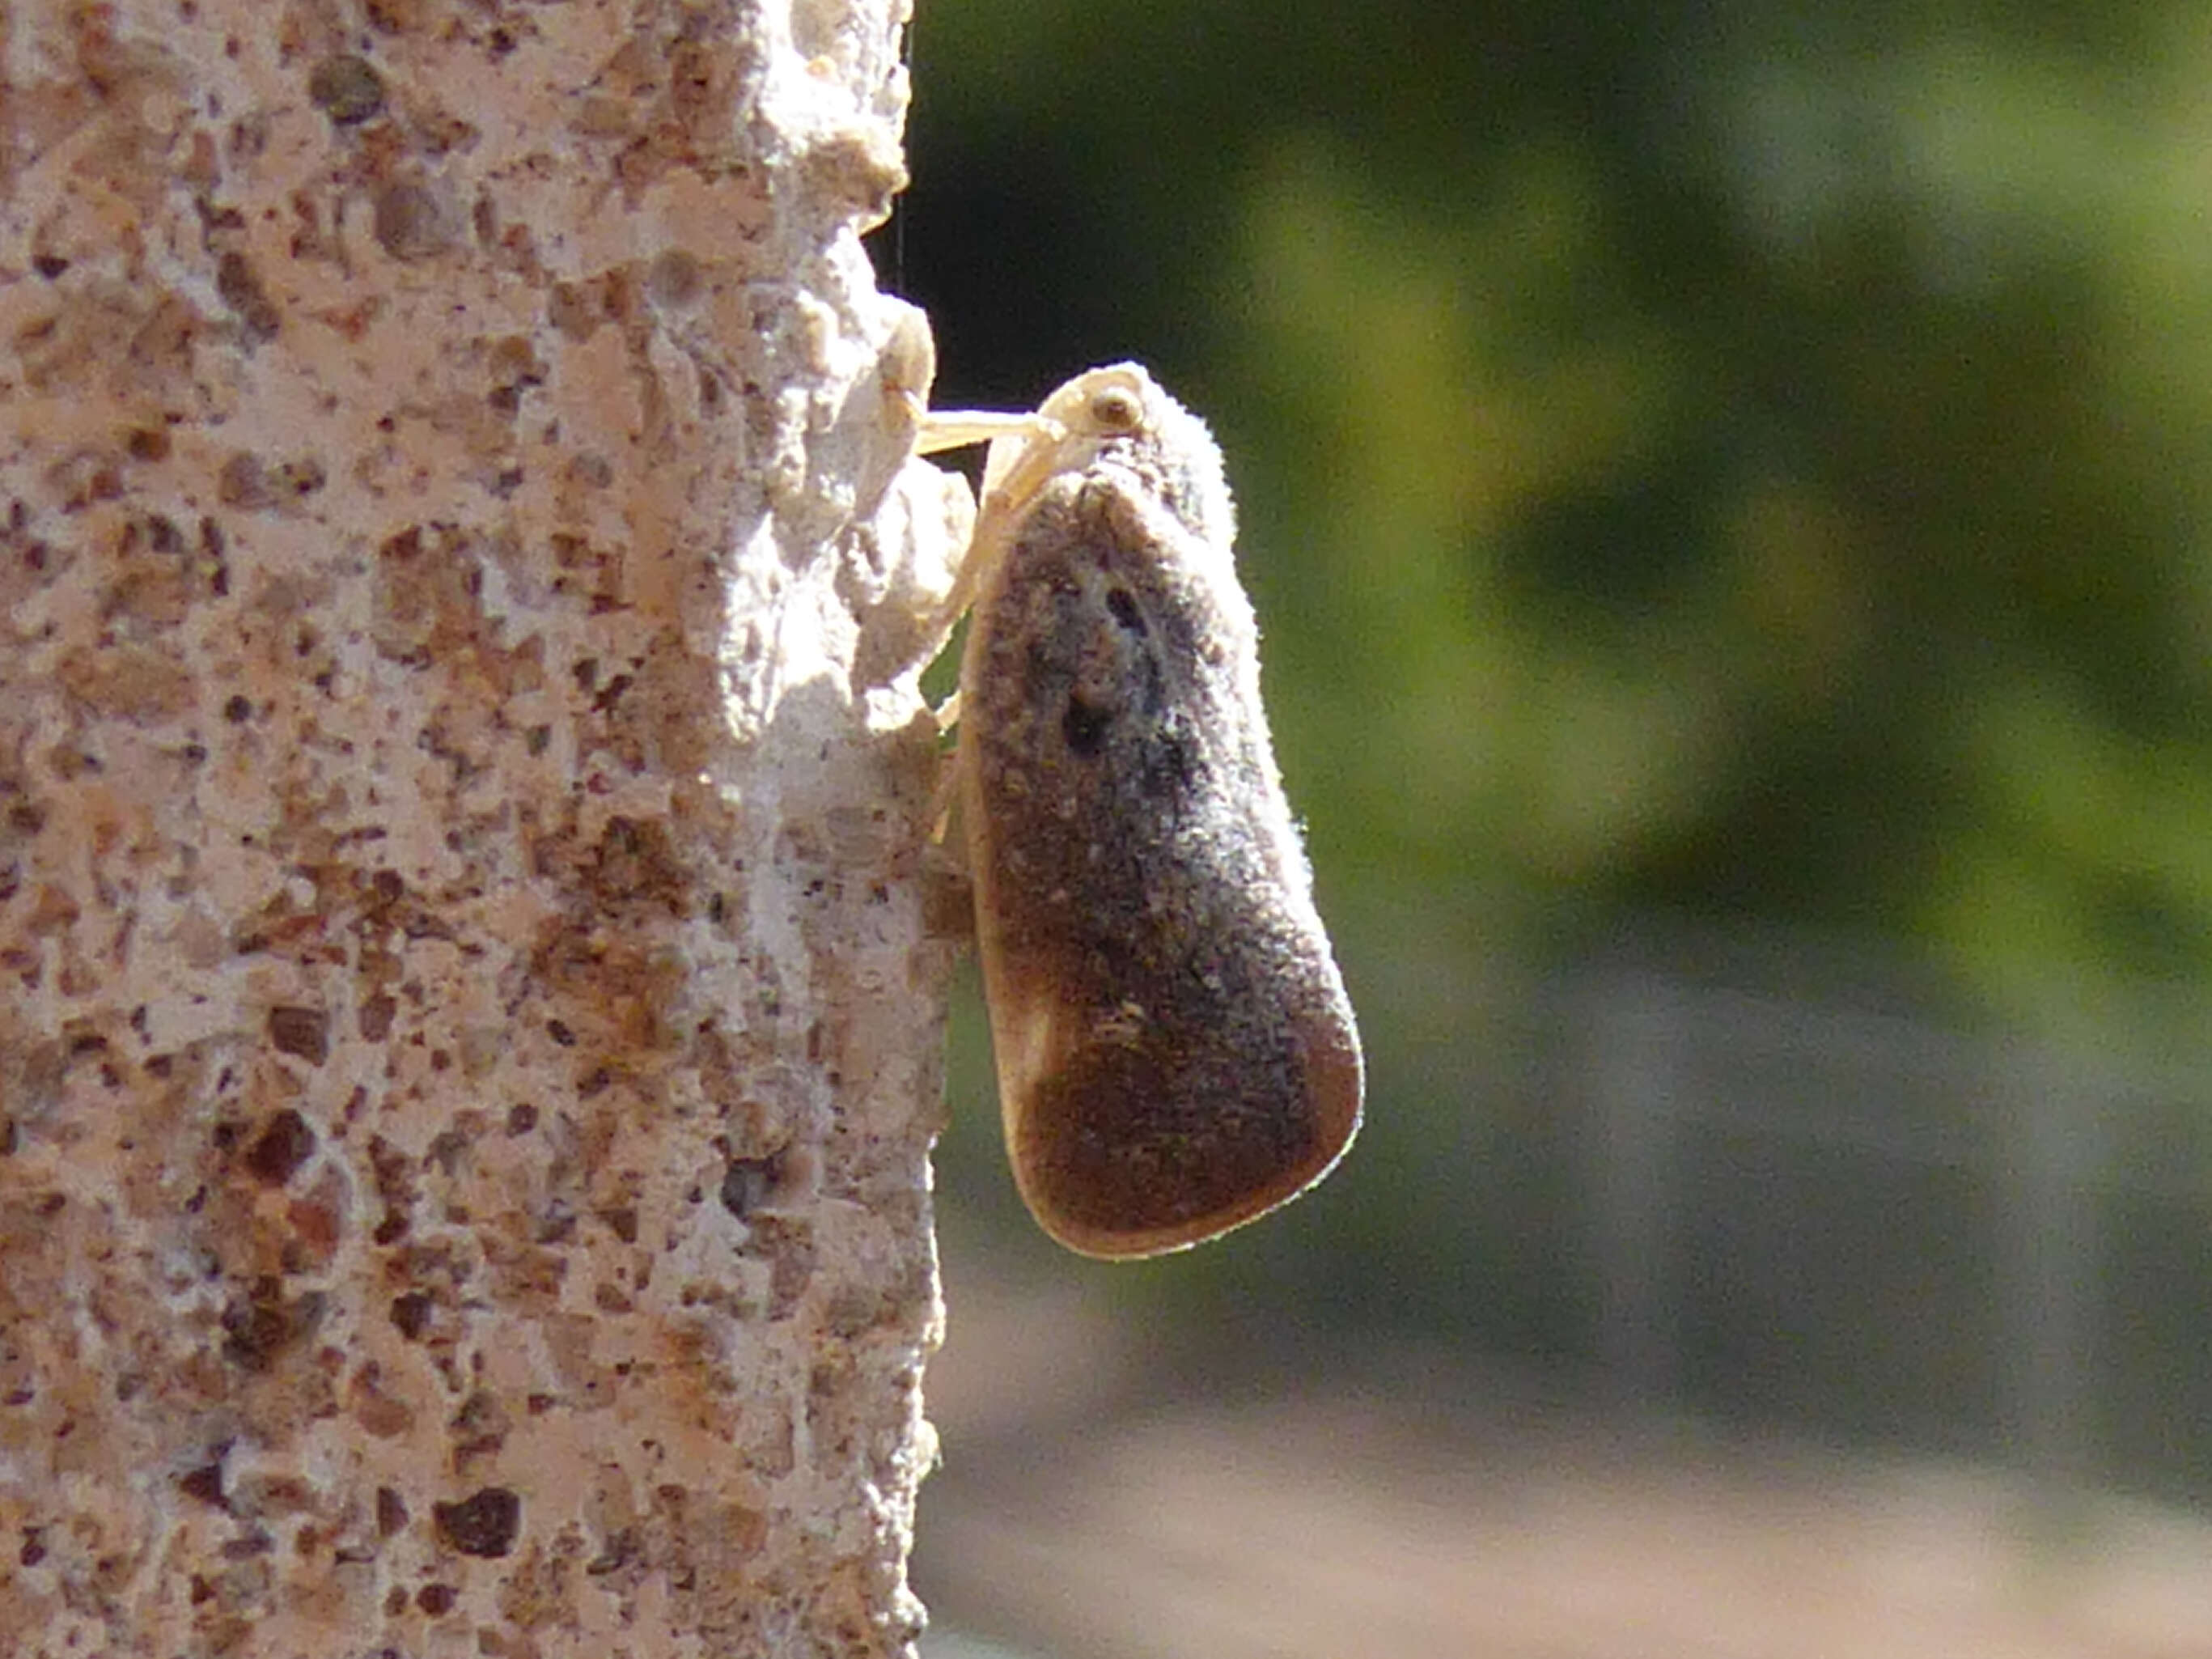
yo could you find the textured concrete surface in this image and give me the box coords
[1,2,967,1653]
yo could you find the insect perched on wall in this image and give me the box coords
[916,364,1362,1258]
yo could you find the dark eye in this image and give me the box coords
[1090,387,1142,431]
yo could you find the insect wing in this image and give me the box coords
[956,367,1362,1258]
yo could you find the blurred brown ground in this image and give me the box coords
[913,1253,2212,1659]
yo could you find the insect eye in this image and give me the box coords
[1089,387,1143,432]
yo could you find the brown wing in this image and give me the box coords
[960,470,1362,1258]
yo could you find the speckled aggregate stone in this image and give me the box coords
[0,2,966,1655]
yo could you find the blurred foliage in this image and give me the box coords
[892,0,2212,1480]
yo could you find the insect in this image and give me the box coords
[915,364,1362,1258]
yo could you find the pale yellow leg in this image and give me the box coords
[913,411,1053,456]
[908,410,1065,663]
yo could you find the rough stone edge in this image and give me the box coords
[0,0,968,1653]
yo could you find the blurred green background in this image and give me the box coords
[883,0,2212,1564]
